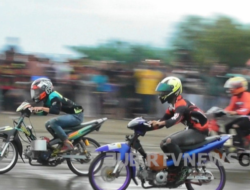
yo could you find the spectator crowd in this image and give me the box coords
[1,45,250,119]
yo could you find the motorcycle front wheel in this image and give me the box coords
[0,134,18,174]
[88,152,132,190]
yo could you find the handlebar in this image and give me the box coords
[206,107,238,118]
[28,107,34,113]
[214,110,228,117]
[143,122,153,127]
[28,107,42,114]
[208,110,246,120]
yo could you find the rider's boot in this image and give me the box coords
[41,136,50,143]
[59,139,74,153]
[175,161,189,186]
[169,160,190,187]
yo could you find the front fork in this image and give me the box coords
[111,154,138,186]
[0,142,10,157]
[112,160,123,176]
[112,150,139,175]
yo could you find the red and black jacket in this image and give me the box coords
[155,95,209,133]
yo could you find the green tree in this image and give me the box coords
[68,40,170,66]
[170,15,250,67]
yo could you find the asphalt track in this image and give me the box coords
[0,113,250,190]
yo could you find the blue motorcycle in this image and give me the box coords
[88,117,231,190]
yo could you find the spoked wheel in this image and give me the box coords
[67,137,103,176]
[88,152,131,190]
[185,156,226,190]
[0,135,18,174]
[238,152,250,167]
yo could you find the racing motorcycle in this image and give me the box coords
[88,117,231,190]
[0,101,107,176]
[206,106,250,165]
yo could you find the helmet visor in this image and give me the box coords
[31,89,40,100]
[155,83,173,96]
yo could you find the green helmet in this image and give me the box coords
[155,76,182,104]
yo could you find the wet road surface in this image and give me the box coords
[1,148,250,190]
[0,114,250,189]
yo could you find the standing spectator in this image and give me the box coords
[134,64,163,115]
[90,69,110,116]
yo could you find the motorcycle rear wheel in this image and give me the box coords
[67,137,102,176]
[185,156,226,190]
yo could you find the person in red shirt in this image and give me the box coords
[148,76,209,187]
[223,76,250,148]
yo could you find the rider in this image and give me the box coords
[222,76,250,149]
[148,76,209,186]
[29,77,84,153]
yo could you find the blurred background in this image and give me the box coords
[1,1,250,120]
[2,2,250,189]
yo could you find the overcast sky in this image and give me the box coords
[0,0,250,56]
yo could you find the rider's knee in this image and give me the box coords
[160,138,171,149]
[166,138,171,144]
[233,124,239,128]
[160,141,164,148]
[45,119,57,129]
[160,138,172,153]
[45,120,51,129]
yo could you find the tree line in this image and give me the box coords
[68,15,250,68]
